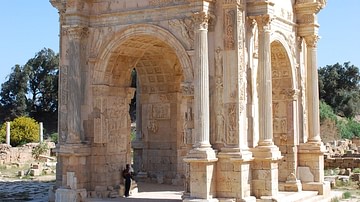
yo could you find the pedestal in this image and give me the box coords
[216,148,256,202]
[298,143,330,195]
[55,188,87,202]
[251,146,282,198]
[184,148,218,201]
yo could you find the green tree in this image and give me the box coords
[0,65,28,122]
[319,62,360,118]
[25,48,59,133]
[0,117,40,146]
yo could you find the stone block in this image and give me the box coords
[29,169,41,176]
[297,166,314,182]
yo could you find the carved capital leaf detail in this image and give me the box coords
[304,35,319,48]
[63,25,89,40]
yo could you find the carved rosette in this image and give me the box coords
[304,35,319,48]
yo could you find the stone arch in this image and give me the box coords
[88,24,192,189]
[271,31,297,89]
[270,39,299,183]
[93,24,194,85]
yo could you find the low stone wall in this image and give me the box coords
[325,157,360,169]
[0,142,55,165]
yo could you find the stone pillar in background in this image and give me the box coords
[39,122,44,143]
[6,122,10,145]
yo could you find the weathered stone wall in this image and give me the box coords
[0,143,55,165]
[325,158,360,169]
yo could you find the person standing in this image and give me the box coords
[122,164,134,197]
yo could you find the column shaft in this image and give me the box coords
[305,35,321,143]
[257,15,274,146]
[194,12,211,148]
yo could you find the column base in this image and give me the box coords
[184,147,218,200]
[298,142,326,183]
[251,145,282,198]
[217,148,254,200]
[280,173,302,192]
[251,145,282,160]
[184,147,218,162]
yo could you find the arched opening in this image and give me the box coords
[270,41,297,184]
[89,28,191,194]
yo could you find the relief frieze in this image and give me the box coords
[224,9,236,50]
[151,103,171,119]
[149,0,187,7]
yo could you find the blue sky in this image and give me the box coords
[0,0,359,84]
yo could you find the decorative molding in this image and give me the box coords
[63,25,89,40]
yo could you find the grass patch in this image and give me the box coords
[343,191,352,199]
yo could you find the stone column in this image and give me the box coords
[250,15,281,199]
[298,35,329,195]
[304,35,321,144]
[39,122,44,143]
[63,25,88,144]
[193,11,211,149]
[6,122,10,145]
[257,15,274,147]
[184,11,217,201]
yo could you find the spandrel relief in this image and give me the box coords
[169,19,194,49]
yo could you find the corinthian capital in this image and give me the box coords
[192,11,210,30]
[63,25,89,40]
[254,14,273,32]
[304,35,319,48]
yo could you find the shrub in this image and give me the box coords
[0,117,40,147]
[50,132,58,144]
[32,142,49,161]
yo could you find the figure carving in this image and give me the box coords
[169,19,194,49]
[224,10,235,50]
[147,120,159,133]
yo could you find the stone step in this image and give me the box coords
[257,190,344,202]
[257,191,318,202]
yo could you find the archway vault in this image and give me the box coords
[88,24,193,188]
[93,24,194,86]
